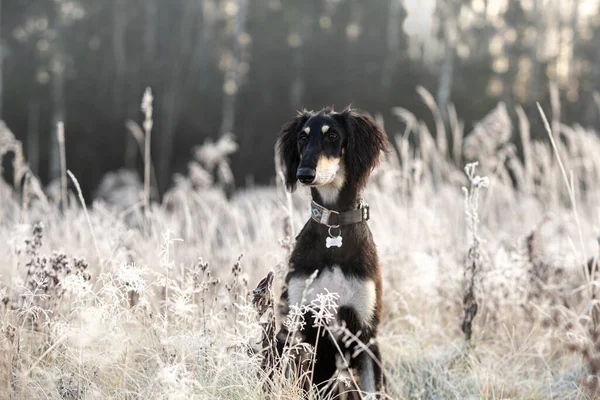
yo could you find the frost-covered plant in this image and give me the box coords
[4,99,600,398]
[461,162,488,344]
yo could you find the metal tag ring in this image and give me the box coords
[328,225,341,237]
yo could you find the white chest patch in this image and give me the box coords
[287,266,377,327]
[316,161,346,204]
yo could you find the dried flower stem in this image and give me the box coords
[57,122,68,214]
[461,162,488,344]
[142,88,154,214]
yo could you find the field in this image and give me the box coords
[3,94,600,399]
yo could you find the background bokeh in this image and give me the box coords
[3,0,600,198]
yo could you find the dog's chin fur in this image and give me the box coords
[314,161,346,205]
[298,158,346,205]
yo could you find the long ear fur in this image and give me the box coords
[337,108,389,189]
[277,111,311,191]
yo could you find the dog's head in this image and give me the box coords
[278,107,389,193]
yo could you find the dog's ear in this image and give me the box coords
[277,111,311,192]
[337,108,389,188]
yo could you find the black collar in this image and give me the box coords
[310,199,370,227]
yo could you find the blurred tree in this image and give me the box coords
[434,0,461,138]
[582,8,600,126]
[219,0,250,137]
[500,0,527,112]
[0,0,4,121]
[1,0,599,199]
[381,0,407,102]
[527,0,544,101]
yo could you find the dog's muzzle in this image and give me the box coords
[297,168,316,184]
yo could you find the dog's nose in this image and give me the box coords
[297,168,316,184]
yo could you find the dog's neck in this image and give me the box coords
[304,179,373,260]
[311,181,362,212]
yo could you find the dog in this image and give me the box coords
[275,107,389,398]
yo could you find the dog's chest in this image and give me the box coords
[287,266,376,326]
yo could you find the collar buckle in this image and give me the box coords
[361,202,370,221]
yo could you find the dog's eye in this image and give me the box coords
[298,134,308,144]
[326,133,339,142]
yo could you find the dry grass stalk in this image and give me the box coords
[126,119,158,206]
[67,170,102,262]
[417,85,447,156]
[448,103,464,166]
[537,103,589,299]
[141,87,154,214]
[57,122,68,214]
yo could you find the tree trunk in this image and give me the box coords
[436,40,455,131]
[0,0,4,120]
[112,0,127,114]
[219,0,250,135]
[569,0,579,84]
[585,26,600,126]
[159,87,177,193]
[528,0,543,101]
[381,0,402,94]
[187,0,215,93]
[144,0,158,64]
[157,0,199,193]
[436,0,459,133]
[290,47,304,109]
[50,61,65,182]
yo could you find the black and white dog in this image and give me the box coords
[276,107,389,397]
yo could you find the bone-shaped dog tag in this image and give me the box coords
[326,235,342,248]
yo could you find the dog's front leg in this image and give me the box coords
[275,283,289,358]
[355,343,383,398]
